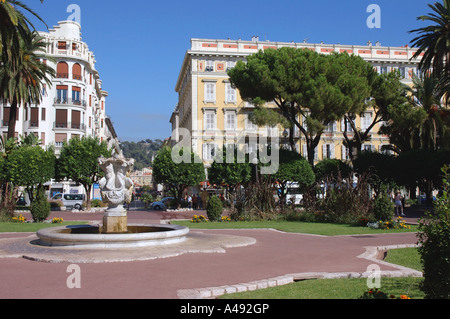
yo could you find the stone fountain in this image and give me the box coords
[36,152,190,248]
[98,154,134,234]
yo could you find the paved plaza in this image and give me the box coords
[0,208,424,299]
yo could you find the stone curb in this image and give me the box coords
[177,244,423,299]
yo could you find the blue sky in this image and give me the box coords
[24,0,432,142]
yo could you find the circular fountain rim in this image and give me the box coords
[36,223,190,249]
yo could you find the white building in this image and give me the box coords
[0,20,111,152]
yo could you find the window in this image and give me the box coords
[361,112,372,132]
[399,67,406,78]
[341,118,353,133]
[225,111,237,130]
[205,61,214,72]
[204,112,216,130]
[363,144,376,152]
[246,113,257,131]
[225,83,236,103]
[302,145,319,161]
[30,108,39,127]
[57,41,67,50]
[322,143,335,159]
[72,87,81,104]
[204,83,216,103]
[380,66,388,74]
[341,145,350,160]
[203,143,216,161]
[226,61,236,71]
[56,85,68,104]
[56,62,69,79]
[72,63,82,80]
[324,121,337,132]
[55,109,68,128]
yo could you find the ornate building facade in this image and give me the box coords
[0,20,113,152]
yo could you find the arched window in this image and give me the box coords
[72,63,82,80]
[56,62,69,79]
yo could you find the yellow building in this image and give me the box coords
[172,38,422,169]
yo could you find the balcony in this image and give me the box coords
[56,73,83,82]
[54,98,87,109]
[53,122,86,132]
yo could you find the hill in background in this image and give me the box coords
[120,139,164,171]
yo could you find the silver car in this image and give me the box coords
[52,193,85,210]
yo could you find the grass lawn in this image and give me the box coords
[220,247,424,299]
[219,277,424,299]
[0,221,89,233]
[173,220,418,236]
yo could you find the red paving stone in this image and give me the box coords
[0,209,422,299]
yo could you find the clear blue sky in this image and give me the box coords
[24,0,431,142]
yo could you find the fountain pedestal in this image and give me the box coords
[103,211,128,234]
[98,156,135,234]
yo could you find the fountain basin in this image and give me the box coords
[36,224,189,249]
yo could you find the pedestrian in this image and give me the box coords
[188,195,192,209]
[192,194,198,210]
[395,192,405,217]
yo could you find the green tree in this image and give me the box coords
[207,147,252,211]
[314,158,352,183]
[353,151,397,197]
[343,71,407,161]
[272,149,315,206]
[152,146,205,208]
[6,143,55,203]
[380,103,428,154]
[57,137,111,210]
[228,48,373,166]
[0,31,55,139]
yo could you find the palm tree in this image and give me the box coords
[407,73,449,150]
[0,1,46,63]
[409,0,450,77]
[0,31,54,139]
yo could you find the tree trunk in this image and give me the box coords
[85,184,92,211]
[7,97,18,140]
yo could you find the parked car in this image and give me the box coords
[51,193,85,210]
[150,197,174,210]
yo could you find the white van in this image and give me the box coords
[51,193,85,210]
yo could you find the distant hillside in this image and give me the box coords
[120,139,164,171]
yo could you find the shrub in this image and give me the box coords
[373,191,394,221]
[91,199,108,208]
[30,188,51,223]
[417,166,450,299]
[206,196,223,222]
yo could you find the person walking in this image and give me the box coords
[395,192,405,217]
[192,194,198,210]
